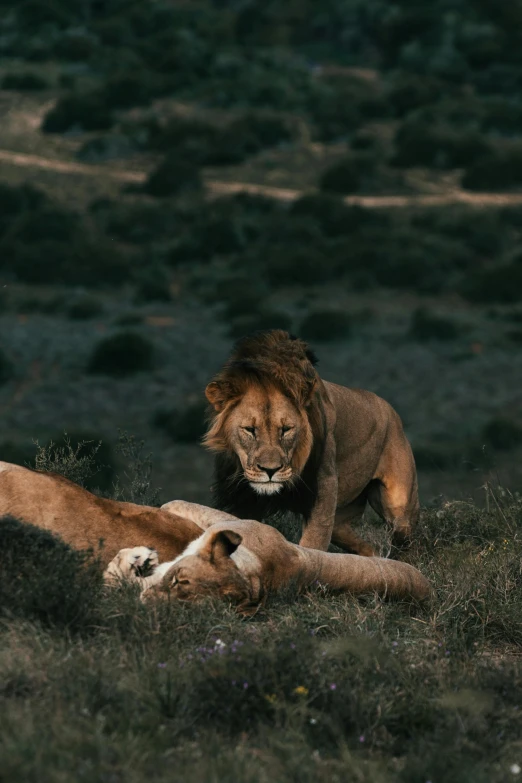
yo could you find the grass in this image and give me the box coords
[1,447,522,781]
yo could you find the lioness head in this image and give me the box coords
[149,529,255,609]
[204,382,314,495]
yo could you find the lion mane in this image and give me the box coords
[204,330,327,522]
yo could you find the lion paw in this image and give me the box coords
[104,547,159,583]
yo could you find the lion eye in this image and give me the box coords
[243,426,256,436]
[178,579,190,586]
[281,426,294,436]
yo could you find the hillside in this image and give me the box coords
[1,0,522,501]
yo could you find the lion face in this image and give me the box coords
[205,384,313,495]
[154,529,252,606]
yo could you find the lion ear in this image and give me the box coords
[205,381,229,412]
[303,378,318,407]
[203,529,242,562]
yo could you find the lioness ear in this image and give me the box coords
[205,381,229,412]
[203,529,242,562]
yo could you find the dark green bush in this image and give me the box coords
[0,515,102,630]
[87,332,155,377]
[392,120,491,169]
[146,115,220,158]
[299,310,351,342]
[311,76,387,142]
[0,348,14,385]
[53,29,99,61]
[410,207,504,256]
[133,265,172,303]
[481,97,522,134]
[264,244,337,286]
[461,259,522,304]
[153,402,207,443]
[462,146,522,190]
[319,154,374,194]
[0,183,47,225]
[99,73,157,109]
[4,236,130,287]
[482,418,522,451]
[144,155,203,198]
[290,194,370,238]
[2,72,48,90]
[66,296,104,320]
[409,308,460,341]
[148,112,292,166]
[227,309,292,339]
[41,92,113,133]
[76,135,136,163]
[96,200,174,244]
[384,73,445,117]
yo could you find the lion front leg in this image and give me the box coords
[104,546,159,585]
[298,474,338,551]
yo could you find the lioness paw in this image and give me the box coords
[104,547,159,583]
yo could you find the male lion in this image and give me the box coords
[109,501,431,611]
[204,330,419,555]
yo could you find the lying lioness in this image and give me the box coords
[108,501,431,612]
[0,461,200,565]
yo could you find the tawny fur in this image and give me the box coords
[204,330,420,555]
[113,501,431,611]
[0,462,201,566]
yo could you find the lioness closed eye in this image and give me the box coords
[203,330,420,555]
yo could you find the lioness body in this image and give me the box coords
[114,501,430,609]
[204,331,419,554]
[0,462,200,565]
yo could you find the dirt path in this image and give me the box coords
[2,147,522,208]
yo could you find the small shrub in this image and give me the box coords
[112,431,160,506]
[41,92,113,133]
[87,332,155,377]
[77,135,135,163]
[319,154,374,194]
[98,201,174,244]
[0,348,14,385]
[392,120,491,169]
[264,245,337,286]
[462,146,522,190]
[290,194,369,238]
[4,236,130,287]
[2,72,48,90]
[227,309,292,339]
[133,265,172,303]
[210,113,292,163]
[482,418,522,451]
[0,515,102,630]
[461,260,522,304]
[299,310,351,342]
[113,312,144,327]
[66,296,104,320]
[0,183,48,228]
[384,72,444,117]
[99,73,156,109]
[311,76,386,142]
[143,155,202,198]
[409,308,460,341]
[33,433,115,491]
[153,402,207,443]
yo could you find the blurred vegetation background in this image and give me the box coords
[1,0,522,503]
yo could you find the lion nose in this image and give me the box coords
[257,465,282,480]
